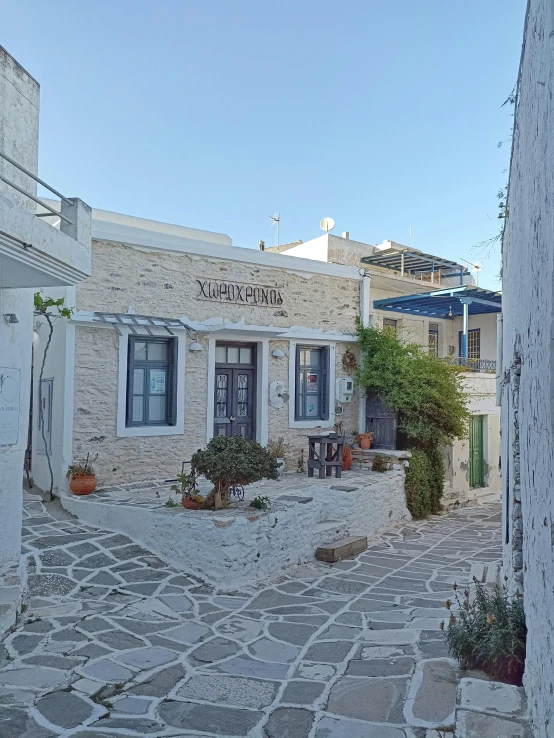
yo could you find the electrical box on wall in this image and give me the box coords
[336,377,354,403]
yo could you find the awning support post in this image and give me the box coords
[462,301,469,363]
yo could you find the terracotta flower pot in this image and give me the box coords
[359,436,372,450]
[182,498,201,510]
[69,475,97,496]
[342,445,352,472]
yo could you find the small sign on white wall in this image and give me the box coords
[0,367,21,445]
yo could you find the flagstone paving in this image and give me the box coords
[0,493,514,737]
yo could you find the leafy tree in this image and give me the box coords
[191,436,279,510]
[357,324,469,517]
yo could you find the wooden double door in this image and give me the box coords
[213,343,256,440]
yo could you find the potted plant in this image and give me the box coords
[170,469,205,510]
[191,436,279,510]
[356,431,373,450]
[66,453,98,496]
[342,444,353,471]
[267,437,286,475]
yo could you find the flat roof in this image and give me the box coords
[361,246,469,279]
[373,286,502,318]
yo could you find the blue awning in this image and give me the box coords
[373,286,502,319]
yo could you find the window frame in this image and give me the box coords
[294,345,330,422]
[125,336,177,427]
[428,322,439,357]
[383,317,398,334]
[458,328,481,360]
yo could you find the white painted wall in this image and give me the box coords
[501,2,554,734]
[0,48,40,571]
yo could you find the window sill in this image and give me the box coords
[116,424,183,438]
[289,418,334,430]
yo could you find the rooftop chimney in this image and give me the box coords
[342,232,349,240]
[259,240,265,251]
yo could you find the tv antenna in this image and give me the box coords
[459,257,483,287]
[319,217,335,233]
[269,213,280,246]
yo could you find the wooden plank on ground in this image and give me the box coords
[316,535,367,563]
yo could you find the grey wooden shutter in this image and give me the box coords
[125,336,135,426]
[166,338,178,425]
[321,346,330,420]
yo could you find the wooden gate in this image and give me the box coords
[469,415,485,488]
[365,391,397,450]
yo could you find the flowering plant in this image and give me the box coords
[441,577,526,685]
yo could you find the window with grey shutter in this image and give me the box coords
[126,337,177,426]
[295,345,330,421]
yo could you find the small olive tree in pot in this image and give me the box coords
[191,436,279,510]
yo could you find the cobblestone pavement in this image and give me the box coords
[0,494,503,737]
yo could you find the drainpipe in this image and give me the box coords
[461,301,469,364]
[496,313,503,406]
[360,273,371,327]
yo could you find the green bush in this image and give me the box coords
[357,325,468,516]
[371,454,392,473]
[444,579,527,685]
[191,436,279,510]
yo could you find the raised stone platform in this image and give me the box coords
[60,470,410,590]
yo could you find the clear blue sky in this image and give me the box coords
[4,1,525,289]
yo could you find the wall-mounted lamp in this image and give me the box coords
[271,348,285,358]
[4,313,18,324]
[189,342,203,351]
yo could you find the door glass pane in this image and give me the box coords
[148,342,168,361]
[149,395,166,422]
[216,374,228,417]
[239,347,252,364]
[239,425,246,437]
[133,368,144,394]
[305,395,319,417]
[237,374,248,416]
[227,347,240,363]
[132,396,144,422]
[134,341,147,360]
[215,346,227,363]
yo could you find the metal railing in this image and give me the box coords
[444,356,497,373]
[0,150,73,224]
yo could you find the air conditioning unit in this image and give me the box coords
[336,377,354,403]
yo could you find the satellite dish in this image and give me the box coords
[320,217,335,233]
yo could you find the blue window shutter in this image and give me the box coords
[126,336,135,426]
[321,346,330,420]
[166,338,178,425]
[295,345,301,421]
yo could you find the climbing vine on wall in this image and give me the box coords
[356,324,469,518]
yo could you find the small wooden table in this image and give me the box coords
[307,434,345,479]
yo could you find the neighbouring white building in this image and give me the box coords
[271,233,502,507]
[0,47,91,634]
[500,1,554,735]
[31,209,500,511]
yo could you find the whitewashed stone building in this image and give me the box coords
[0,47,91,634]
[500,1,554,735]
[31,208,500,511]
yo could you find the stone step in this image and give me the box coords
[316,535,367,563]
[313,520,345,534]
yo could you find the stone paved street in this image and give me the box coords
[0,494,506,737]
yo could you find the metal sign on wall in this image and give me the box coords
[197,279,284,307]
[0,367,21,446]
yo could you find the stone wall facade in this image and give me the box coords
[501,2,554,734]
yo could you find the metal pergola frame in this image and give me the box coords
[361,247,470,285]
[373,286,502,361]
[92,312,192,336]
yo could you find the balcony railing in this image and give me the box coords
[444,357,497,373]
[0,150,72,224]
